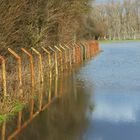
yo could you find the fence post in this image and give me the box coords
[31,47,43,83]
[8,48,23,95]
[54,46,63,64]
[0,56,7,97]
[41,47,51,67]
[54,46,63,72]
[21,48,35,120]
[48,72,52,103]
[1,121,6,140]
[21,48,35,88]
[55,74,58,97]
[72,43,76,64]
[64,45,72,67]
[59,44,66,60]
[48,46,58,75]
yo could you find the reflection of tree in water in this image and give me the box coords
[15,73,94,140]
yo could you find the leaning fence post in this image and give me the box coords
[8,48,22,92]
[41,47,52,79]
[31,47,43,83]
[21,48,35,88]
[48,46,58,75]
[41,47,51,67]
[21,48,35,120]
[54,46,63,72]
[59,44,67,66]
[0,56,7,97]
[64,45,72,66]
[54,46,63,65]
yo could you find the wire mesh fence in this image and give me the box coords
[0,40,100,140]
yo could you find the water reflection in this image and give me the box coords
[92,93,140,123]
[14,71,92,140]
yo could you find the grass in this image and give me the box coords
[0,101,24,124]
[0,115,7,124]
[99,39,140,44]
[0,92,44,124]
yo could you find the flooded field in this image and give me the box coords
[8,42,140,140]
[80,42,140,140]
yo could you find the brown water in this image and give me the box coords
[14,70,93,140]
[15,41,140,140]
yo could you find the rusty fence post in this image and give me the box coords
[41,47,52,79]
[31,47,43,83]
[8,48,23,95]
[0,56,7,97]
[76,44,81,63]
[66,44,74,65]
[38,84,43,111]
[72,43,76,64]
[64,45,72,67]
[59,44,68,70]
[1,121,6,140]
[48,46,58,75]
[21,48,35,88]
[54,46,63,72]
[41,47,51,67]
[17,111,22,131]
[21,48,35,120]
[59,44,67,63]
[55,74,58,97]
[75,44,79,64]
[48,72,52,103]
[54,46,63,65]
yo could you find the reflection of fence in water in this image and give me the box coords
[0,41,100,140]
[1,70,71,140]
[8,75,54,140]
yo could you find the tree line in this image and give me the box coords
[0,0,138,52]
[90,0,140,40]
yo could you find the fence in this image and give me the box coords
[0,40,100,140]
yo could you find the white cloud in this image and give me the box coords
[92,94,140,123]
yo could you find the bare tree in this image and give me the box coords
[90,0,140,40]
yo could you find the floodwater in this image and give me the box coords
[15,41,140,140]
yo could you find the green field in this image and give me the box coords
[99,39,140,44]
